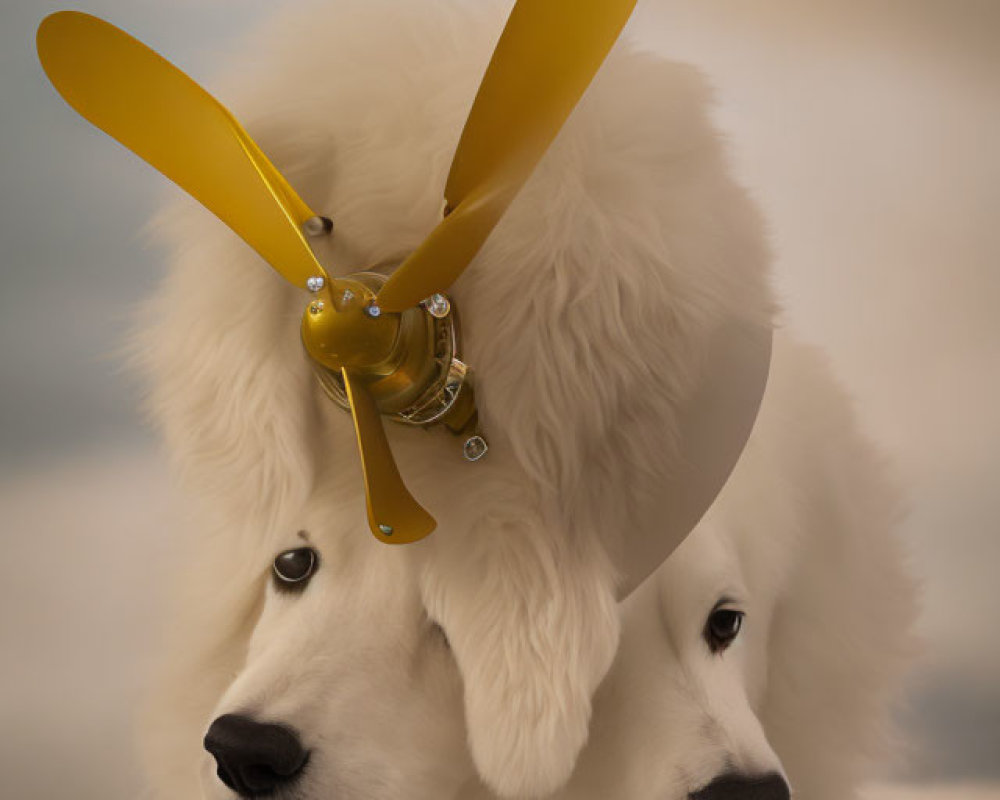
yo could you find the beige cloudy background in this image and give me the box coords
[1,1,997,798]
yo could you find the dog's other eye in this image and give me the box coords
[273,547,318,591]
[704,607,744,653]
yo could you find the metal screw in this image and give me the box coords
[306,275,325,293]
[303,216,334,237]
[378,524,393,536]
[308,301,325,315]
[422,293,451,319]
[365,302,382,318]
[463,435,488,462]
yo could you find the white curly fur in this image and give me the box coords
[133,1,916,798]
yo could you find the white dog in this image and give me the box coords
[133,2,916,798]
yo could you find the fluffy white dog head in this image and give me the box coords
[133,2,911,799]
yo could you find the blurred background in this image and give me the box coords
[1,0,997,798]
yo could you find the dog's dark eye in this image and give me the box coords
[272,547,318,591]
[704,607,744,653]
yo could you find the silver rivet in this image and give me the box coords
[378,524,393,536]
[365,302,382,318]
[463,435,488,462]
[303,216,334,237]
[422,293,451,319]
[306,275,325,293]
[308,301,325,315]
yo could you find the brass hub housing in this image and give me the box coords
[303,272,478,435]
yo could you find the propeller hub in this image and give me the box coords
[300,278,400,372]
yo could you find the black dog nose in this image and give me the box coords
[689,772,790,800]
[204,714,308,797]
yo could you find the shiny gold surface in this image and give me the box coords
[304,272,445,415]
[375,0,638,313]
[341,369,436,544]
[309,291,472,429]
[300,279,400,373]
[36,11,333,291]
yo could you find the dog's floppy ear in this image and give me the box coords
[422,497,619,799]
[752,350,919,795]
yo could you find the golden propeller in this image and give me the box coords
[36,3,636,544]
[36,11,330,291]
[36,10,431,544]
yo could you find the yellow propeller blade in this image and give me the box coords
[341,369,437,544]
[36,11,329,289]
[376,0,636,313]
